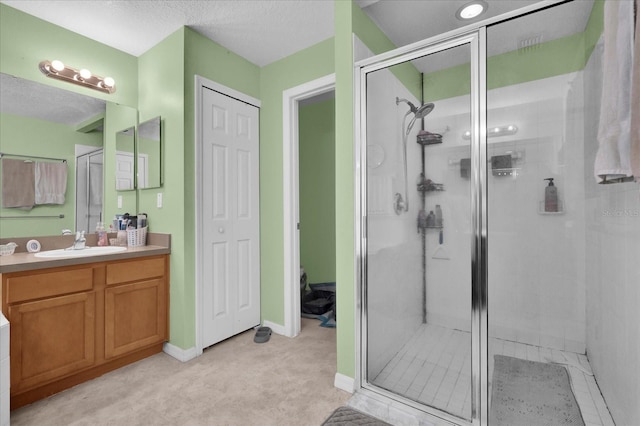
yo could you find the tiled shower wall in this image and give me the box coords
[424,71,588,353]
[583,38,640,426]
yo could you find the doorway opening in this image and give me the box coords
[281,74,335,338]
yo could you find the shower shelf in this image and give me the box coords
[538,200,565,215]
[417,183,445,192]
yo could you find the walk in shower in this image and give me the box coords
[357,1,638,425]
[75,149,103,233]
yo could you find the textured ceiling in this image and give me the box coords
[0,0,335,66]
[1,0,595,125]
[0,73,105,127]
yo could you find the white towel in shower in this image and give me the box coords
[89,163,103,206]
[35,161,68,204]
[594,0,635,183]
[630,0,640,180]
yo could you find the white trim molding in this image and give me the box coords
[163,342,198,363]
[334,373,355,394]
[261,320,287,336]
[282,73,336,338]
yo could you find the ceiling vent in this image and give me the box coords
[517,34,543,54]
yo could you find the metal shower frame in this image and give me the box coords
[354,1,569,425]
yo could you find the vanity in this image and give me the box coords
[0,234,170,410]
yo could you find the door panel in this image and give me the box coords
[202,88,260,348]
[364,41,473,422]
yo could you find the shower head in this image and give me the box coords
[396,97,435,122]
[415,103,435,118]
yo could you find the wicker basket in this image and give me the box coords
[127,227,147,247]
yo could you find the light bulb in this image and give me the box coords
[103,76,115,88]
[51,60,65,72]
[460,4,484,19]
[456,1,488,20]
[79,69,92,80]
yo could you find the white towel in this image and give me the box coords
[630,0,640,180]
[594,0,635,183]
[35,161,68,205]
[89,163,103,206]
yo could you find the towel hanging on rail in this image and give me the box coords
[1,158,35,209]
[594,0,636,183]
[35,161,67,205]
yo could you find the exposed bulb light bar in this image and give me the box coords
[462,125,518,140]
[39,60,116,94]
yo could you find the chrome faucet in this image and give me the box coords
[70,231,86,250]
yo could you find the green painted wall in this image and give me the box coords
[424,1,604,102]
[299,99,336,284]
[136,28,189,348]
[259,38,335,325]
[351,2,422,101]
[0,3,137,107]
[335,0,356,379]
[0,113,101,237]
[137,136,161,188]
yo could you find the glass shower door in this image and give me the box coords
[362,38,475,422]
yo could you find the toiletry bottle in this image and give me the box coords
[544,178,558,212]
[435,205,443,227]
[96,222,108,246]
[417,209,428,233]
[426,211,436,227]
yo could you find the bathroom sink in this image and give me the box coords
[34,246,128,258]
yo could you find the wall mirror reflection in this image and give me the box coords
[0,72,106,237]
[115,126,135,191]
[137,116,161,189]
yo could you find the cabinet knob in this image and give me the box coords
[218,228,225,234]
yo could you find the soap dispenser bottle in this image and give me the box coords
[544,178,558,212]
[96,222,108,246]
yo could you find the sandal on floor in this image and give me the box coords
[254,326,272,343]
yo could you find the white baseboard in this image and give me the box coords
[334,373,355,393]
[262,320,287,336]
[163,342,198,362]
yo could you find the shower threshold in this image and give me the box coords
[369,323,614,425]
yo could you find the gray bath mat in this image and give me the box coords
[490,355,585,426]
[322,406,390,425]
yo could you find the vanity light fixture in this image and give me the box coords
[462,124,518,140]
[456,0,488,20]
[38,60,116,94]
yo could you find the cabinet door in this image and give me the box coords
[105,278,167,359]
[9,292,95,392]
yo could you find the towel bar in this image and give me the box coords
[0,152,66,163]
[0,214,64,219]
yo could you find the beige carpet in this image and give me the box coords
[11,318,351,425]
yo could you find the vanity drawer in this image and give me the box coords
[5,267,94,304]
[105,257,165,285]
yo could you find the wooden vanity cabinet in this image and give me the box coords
[105,257,168,358]
[4,266,96,394]
[0,254,169,409]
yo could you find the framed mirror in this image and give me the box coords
[115,126,136,191]
[137,116,161,189]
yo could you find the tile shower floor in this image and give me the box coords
[372,323,614,426]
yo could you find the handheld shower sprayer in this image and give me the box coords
[394,97,436,214]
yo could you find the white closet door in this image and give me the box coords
[201,87,260,348]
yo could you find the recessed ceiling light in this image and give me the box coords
[456,1,488,20]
